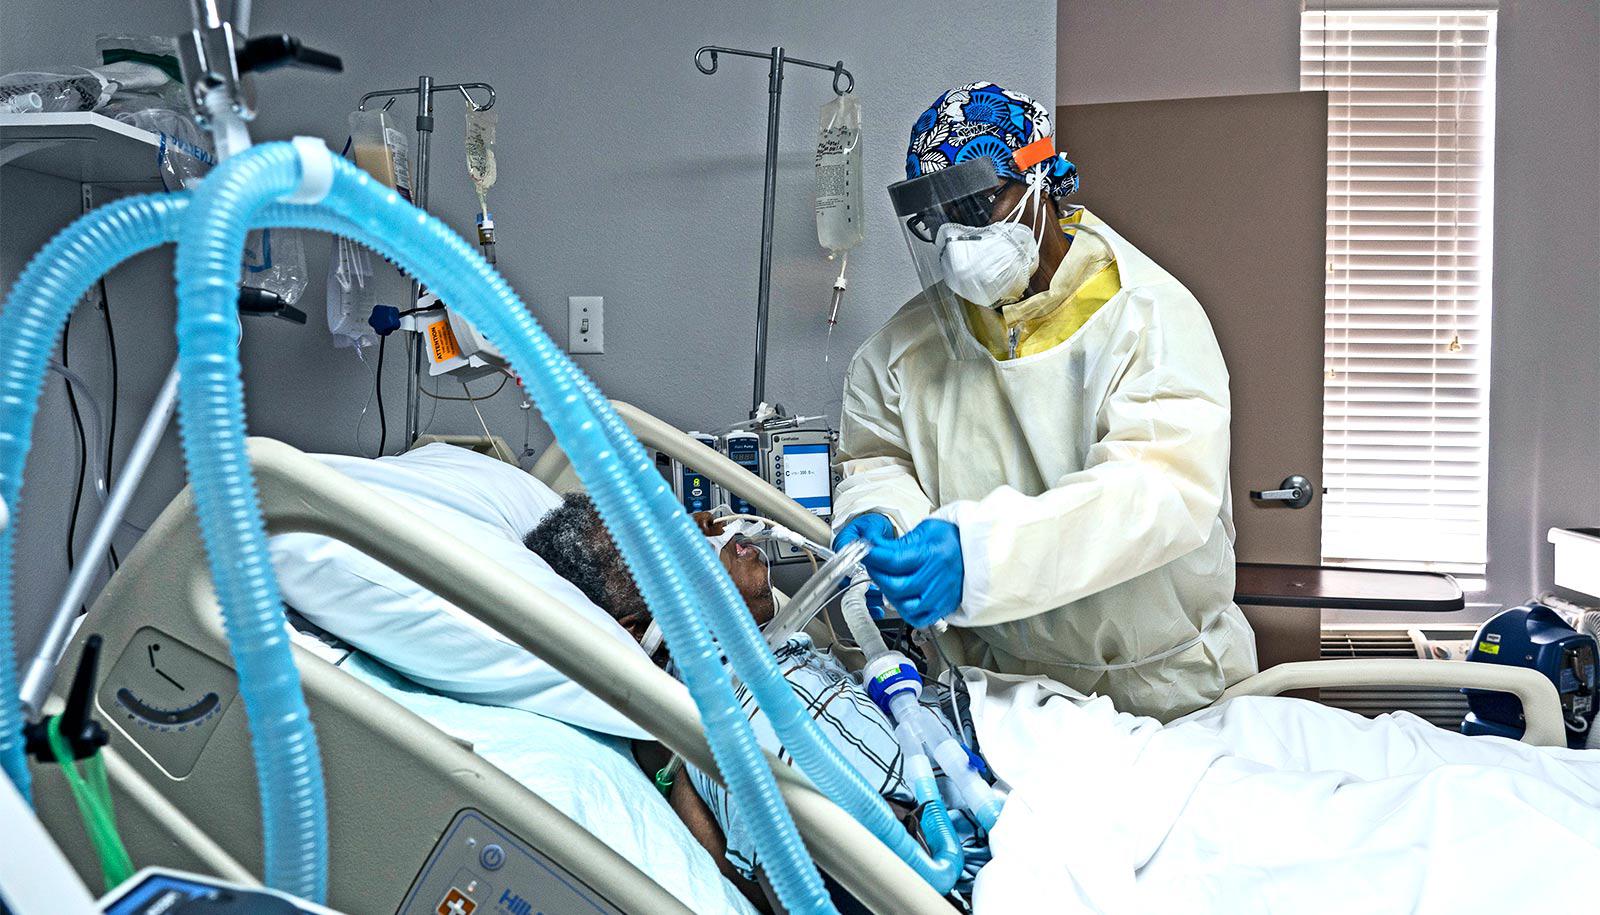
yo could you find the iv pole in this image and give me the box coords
[357,78,496,448]
[694,46,854,419]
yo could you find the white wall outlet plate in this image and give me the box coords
[568,296,603,354]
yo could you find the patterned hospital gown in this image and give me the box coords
[682,634,990,893]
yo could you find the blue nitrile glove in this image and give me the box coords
[861,518,964,628]
[832,512,895,553]
[864,585,886,621]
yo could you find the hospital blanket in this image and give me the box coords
[340,653,758,915]
[968,671,1600,913]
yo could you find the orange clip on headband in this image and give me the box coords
[1012,137,1056,172]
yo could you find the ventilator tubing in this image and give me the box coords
[841,575,890,658]
[0,194,189,799]
[762,539,869,649]
[560,370,965,894]
[282,145,968,904]
[893,722,966,879]
[845,577,1004,832]
[0,190,373,901]
[179,145,827,908]
[233,149,838,913]
[889,692,1003,832]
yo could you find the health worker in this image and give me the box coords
[833,82,1256,720]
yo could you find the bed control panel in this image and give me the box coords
[398,809,624,915]
[97,626,239,778]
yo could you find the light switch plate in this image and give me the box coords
[568,296,604,354]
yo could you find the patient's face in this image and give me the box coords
[693,512,776,628]
[523,494,777,651]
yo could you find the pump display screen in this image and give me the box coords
[781,443,832,517]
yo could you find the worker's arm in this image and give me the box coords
[833,349,936,537]
[936,285,1232,626]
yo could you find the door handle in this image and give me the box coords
[1250,474,1315,509]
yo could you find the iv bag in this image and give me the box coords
[815,93,864,254]
[326,235,377,352]
[465,102,497,214]
[347,107,413,201]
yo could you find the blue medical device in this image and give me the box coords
[676,433,719,514]
[723,431,762,515]
[1463,602,1598,748]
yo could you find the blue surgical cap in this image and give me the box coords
[907,82,1079,199]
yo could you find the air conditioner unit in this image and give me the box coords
[1317,626,1479,730]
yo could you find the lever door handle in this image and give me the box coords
[1250,474,1315,509]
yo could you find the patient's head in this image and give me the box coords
[523,494,651,638]
[692,511,775,627]
[523,494,775,643]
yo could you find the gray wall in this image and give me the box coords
[1058,0,1600,612]
[1,1,1056,659]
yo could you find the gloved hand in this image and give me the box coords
[832,512,895,553]
[861,518,964,628]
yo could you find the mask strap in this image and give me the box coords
[997,170,1051,250]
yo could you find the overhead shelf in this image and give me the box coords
[0,112,164,186]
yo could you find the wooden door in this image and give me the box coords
[1057,92,1330,666]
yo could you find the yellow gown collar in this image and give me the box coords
[963,209,1121,360]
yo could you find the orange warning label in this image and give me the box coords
[428,320,462,363]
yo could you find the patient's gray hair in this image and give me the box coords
[523,493,649,624]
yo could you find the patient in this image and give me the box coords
[525,494,987,911]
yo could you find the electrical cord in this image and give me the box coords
[375,334,389,456]
[420,373,508,401]
[928,633,977,754]
[97,278,120,571]
[462,378,496,443]
[61,313,88,578]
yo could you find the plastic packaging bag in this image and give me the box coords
[0,69,111,113]
[242,228,309,306]
[326,236,378,353]
[94,34,189,119]
[815,93,864,254]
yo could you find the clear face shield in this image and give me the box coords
[888,157,1052,360]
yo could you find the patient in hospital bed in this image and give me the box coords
[524,494,990,912]
[520,492,1600,914]
[272,446,1600,913]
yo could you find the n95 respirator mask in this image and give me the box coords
[935,220,1040,308]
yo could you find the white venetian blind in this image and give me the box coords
[1301,9,1497,574]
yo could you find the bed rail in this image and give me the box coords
[1218,659,1568,747]
[531,401,834,547]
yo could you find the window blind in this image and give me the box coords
[1302,9,1497,573]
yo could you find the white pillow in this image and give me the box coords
[270,444,652,739]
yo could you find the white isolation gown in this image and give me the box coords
[835,210,1256,720]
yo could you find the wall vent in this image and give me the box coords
[1317,627,1478,730]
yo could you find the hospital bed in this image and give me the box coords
[27,402,1568,914]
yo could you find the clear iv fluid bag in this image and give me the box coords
[815,93,863,254]
[465,103,498,211]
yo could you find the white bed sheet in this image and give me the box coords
[340,653,757,915]
[968,671,1600,914]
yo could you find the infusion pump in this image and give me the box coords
[656,426,840,562]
